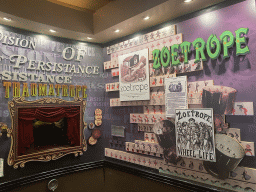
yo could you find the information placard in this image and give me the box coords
[165,76,188,118]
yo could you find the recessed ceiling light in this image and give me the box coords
[3,17,11,21]
[115,29,120,33]
[144,16,150,20]
[87,37,92,40]
[184,0,192,2]
[49,29,56,33]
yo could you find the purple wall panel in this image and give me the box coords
[104,0,256,168]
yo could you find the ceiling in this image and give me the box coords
[0,0,226,44]
[47,0,113,12]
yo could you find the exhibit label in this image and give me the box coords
[165,76,188,118]
[0,158,3,177]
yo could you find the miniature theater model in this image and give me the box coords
[7,97,87,169]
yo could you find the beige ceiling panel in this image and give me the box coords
[93,0,169,33]
[0,0,228,43]
[0,0,94,34]
[48,0,112,12]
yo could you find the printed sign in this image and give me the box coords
[111,125,125,137]
[165,76,187,118]
[0,158,3,177]
[119,49,150,101]
[175,109,216,162]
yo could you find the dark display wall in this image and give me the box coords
[0,25,106,183]
[103,0,256,191]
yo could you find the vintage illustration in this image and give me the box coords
[175,109,215,162]
[119,49,150,101]
[232,102,254,116]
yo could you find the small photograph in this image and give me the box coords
[168,82,182,92]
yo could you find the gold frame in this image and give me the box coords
[7,97,87,169]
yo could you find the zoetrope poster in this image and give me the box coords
[119,49,150,101]
[175,109,216,162]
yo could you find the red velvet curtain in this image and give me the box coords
[18,106,80,156]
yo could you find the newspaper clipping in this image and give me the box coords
[165,76,188,118]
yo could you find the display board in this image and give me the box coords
[104,1,256,191]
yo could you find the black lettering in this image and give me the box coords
[177,147,183,155]
[199,150,202,158]
[193,150,196,158]
[203,113,208,120]
[187,110,191,117]
[210,153,214,160]
[176,111,182,120]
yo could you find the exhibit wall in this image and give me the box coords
[0,25,106,183]
[2,0,256,191]
[103,0,256,191]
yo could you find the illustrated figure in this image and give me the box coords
[144,116,149,123]
[195,83,199,93]
[189,161,194,169]
[242,170,251,180]
[159,77,163,85]
[151,134,155,143]
[202,129,213,152]
[195,61,202,70]
[189,94,193,104]
[199,163,204,171]
[235,132,240,141]
[238,105,248,115]
[126,143,130,151]
[152,77,157,86]
[187,84,191,93]
[153,106,156,114]
[145,106,149,114]
[159,106,163,114]
[145,134,149,141]
[245,144,253,156]
[192,133,201,151]
[180,161,186,167]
